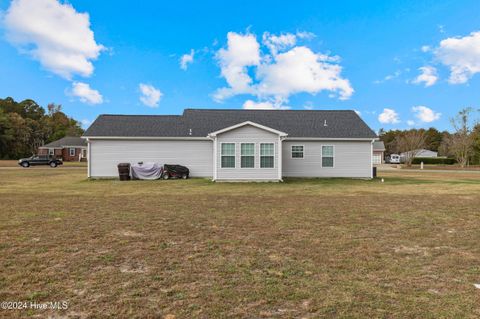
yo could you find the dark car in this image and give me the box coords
[18,155,63,168]
[162,164,189,179]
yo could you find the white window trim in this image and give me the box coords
[240,143,255,169]
[69,148,76,157]
[260,142,275,169]
[48,148,54,156]
[321,145,335,168]
[220,142,236,169]
[291,145,305,159]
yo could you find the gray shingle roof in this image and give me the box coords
[41,136,86,148]
[373,141,385,151]
[84,109,377,139]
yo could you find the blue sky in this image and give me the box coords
[0,0,479,132]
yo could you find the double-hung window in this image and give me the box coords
[221,143,236,168]
[48,148,54,156]
[260,143,274,168]
[241,143,255,168]
[69,148,76,157]
[291,145,304,158]
[322,145,334,167]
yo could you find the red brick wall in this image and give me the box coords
[62,148,84,162]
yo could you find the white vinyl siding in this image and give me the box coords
[291,145,304,158]
[216,125,280,181]
[241,143,255,168]
[282,140,372,178]
[221,143,236,168]
[260,143,274,168]
[89,140,213,178]
[321,145,334,168]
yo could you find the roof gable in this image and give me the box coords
[208,121,288,137]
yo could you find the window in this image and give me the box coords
[260,143,274,168]
[241,143,255,168]
[69,148,75,157]
[82,149,87,158]
[48,148,54,156]
[291,145,304,158]
[322,145,334,167]
[221,143,236,168]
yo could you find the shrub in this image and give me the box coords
[412,157,456,165]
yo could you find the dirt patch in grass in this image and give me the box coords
[0,169,480,318]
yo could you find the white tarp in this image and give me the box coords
[130,162,163,180]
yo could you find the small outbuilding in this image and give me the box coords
[372,141,385,165]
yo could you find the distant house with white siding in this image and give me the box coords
[372,141,385,165]
[400,149,438,160]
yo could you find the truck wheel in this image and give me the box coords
[163,173,170,180]
[49,162,57,168]
[21,162,29,168]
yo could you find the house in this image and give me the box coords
[400,149,438,160]
[38,136,87,162]
[372,141,385,165]
[83,109,378,181]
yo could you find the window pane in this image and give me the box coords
[292,152,303,158]
[322,157,334,167]
[292,145,303,152]
[241,156,254,168]
[241,143,254,156]
[322,146,333,157]
[221,143,235,155]
[260,143,274,156]
[221,156,235,168]
[260,156,274,168]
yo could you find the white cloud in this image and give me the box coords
[378,108,400,124]
[374,70,401,84]
[180,49,195,70]
[214,31,353,103]
[412,66,438,87]
[243,99,289,110]
[407,120,415,126]
[139,83,162,108]
[4,0,104,79]
[70,82,103,104]
[421,45,431,52]
[81,119,92,128]
[412,105,441,123]
[213,32,260,101]
[435,31,480,84]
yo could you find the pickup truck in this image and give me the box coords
[18,155,63,168]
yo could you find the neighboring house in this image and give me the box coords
[372,141,385,165]
[400,149,438,160]
[38,136,87,162]
[83,109,378,181]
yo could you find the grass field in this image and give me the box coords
[0,167,480,318]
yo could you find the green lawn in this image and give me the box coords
[0,167,479,318]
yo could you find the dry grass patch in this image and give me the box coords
[0,168,480,318]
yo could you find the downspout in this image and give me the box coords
[278,135,287,182]
[208,135,217,182]
[86,138,91,178]
[370,139,375,179]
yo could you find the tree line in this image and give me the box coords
[0,97,84,159]
[379,108,480,167]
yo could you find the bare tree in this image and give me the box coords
[443,108,477,168]
[395,130,427,166]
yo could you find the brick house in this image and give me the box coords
[38,136,87,162]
